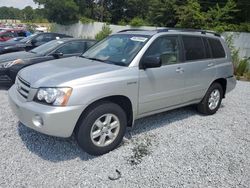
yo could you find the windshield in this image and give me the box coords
[20,34,37,43]
[30,40,64,55]
[82,34,150,66]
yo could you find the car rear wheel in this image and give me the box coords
[197,82,223,115]
[75,102,127,156]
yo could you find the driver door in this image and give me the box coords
[138,35,185,115]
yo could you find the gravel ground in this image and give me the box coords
[0,81,249,188]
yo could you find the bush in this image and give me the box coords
[80,17,94,24]
[129,17,148,27]
[118,19,127,26]
[244,72,250,81]
[236,59,249,76]
[95,24,112,41]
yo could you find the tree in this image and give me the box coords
[148,0,177,27]
[206,0,238,26]
[0,6,21,19]
[21,6,35,21]
[95,24,112,41]
[175,0,206,28]
[34,0,79,24]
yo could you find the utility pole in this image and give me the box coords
[101,0,104,22]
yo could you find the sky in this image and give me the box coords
[0,0,39,9]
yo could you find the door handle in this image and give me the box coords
[208,63,214,67]
[176,67,184,73]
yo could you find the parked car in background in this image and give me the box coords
[5,37,25,42]
[8,29,236,155]
[0,38,96,85]
[0,29,30,42]
[0,32,72,54]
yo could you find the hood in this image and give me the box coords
[18,56,124,88]
[0,40,22,47]
[0,51,40,64]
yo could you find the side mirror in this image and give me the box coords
[31,39,37,45]
[52,52,63,59]
[140,56,162,69]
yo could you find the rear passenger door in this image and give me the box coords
[180,35,216,103]
[138,35,185,115]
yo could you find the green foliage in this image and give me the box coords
[176,0,206,29]
[175,0,241,31]
[0,0,250,33]
[129,17,148,27]
[117,19,127,26]
[236,58,249,76]
[244,71,250,81]
[95,24,112,41]
[237,59,249,75]
[148,0,177,27]
[34,0,79,25]
[225,33,250,78]
[80,16,94,24]
[205,0,239,31]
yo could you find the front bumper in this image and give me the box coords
[0,68,12,85]
[8,86,85,138]
[226,76,237,94]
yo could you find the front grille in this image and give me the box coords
[16,76,31,99]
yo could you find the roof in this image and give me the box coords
[116,28,221,38]
[56,38,96,42]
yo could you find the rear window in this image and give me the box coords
[208,38,226,58]
[182,36,206,61]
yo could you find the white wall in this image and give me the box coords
[230,32,250,59]
[54,22,250,59]
[54,21,162,39]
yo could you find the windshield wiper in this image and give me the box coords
[81,56,127,66]
[81,56,105,62]
[105,61,127,67]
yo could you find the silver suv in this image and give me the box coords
[8,29,236,155]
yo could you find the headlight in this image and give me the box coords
[35,87,72,106]
[4,59,24,68]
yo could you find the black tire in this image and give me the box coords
[197,82,223,115]
[75,101,127,156]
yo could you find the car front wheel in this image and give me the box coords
[75,102,127,156]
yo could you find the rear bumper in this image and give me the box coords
[8,86,85,138]
[226,76,237,94]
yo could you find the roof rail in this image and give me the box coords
[118,29,147,33]
[157,28,221,37]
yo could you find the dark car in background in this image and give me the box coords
[0,29,30,42]
[0,32,72,54]
[0,38,96,85]
[5,37,25,42]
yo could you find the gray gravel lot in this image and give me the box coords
[0,81,249,188]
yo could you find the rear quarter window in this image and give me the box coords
[182,36,206,61]
[208,38,226,58]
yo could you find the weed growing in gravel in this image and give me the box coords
[128,136,153,165]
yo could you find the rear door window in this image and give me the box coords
[208,38,226,58]
[203,38,212,59]
[182,36,206,61]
